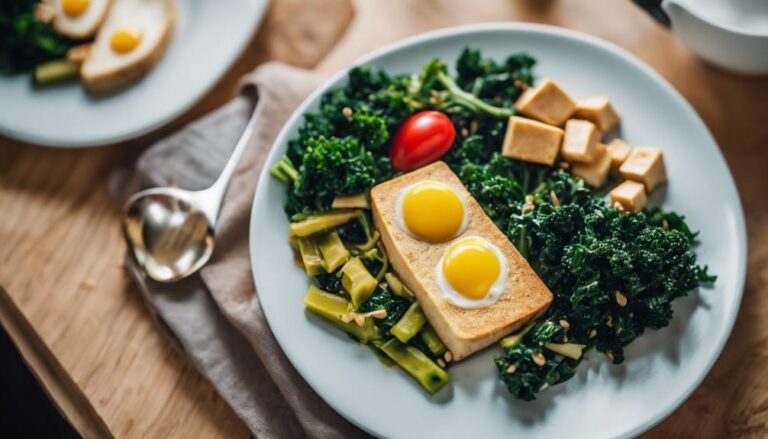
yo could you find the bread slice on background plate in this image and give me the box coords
[371,161,553,360]
[81,0,176,94]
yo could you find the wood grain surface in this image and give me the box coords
[1,0,767,437]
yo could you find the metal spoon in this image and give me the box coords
[123,100,258,282]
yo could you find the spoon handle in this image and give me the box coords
[199,94,260,224]
[632,0,671,27]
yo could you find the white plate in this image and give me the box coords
[250,24,746,439]
[0,0,267,147]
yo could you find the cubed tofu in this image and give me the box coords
[606,138,632,176]
[501,116,564,166]
[610,180,647,212]
[573,97,620,132]
[514,78,576,126]
[561,119,600,163]
[619,147,667,191]
[571,143,612,187]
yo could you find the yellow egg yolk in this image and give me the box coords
[442,237,501,300]
[401,180,464,242]
[62,0,89,17]
[110,27,143,53]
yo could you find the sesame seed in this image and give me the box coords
[615,290,628,307]
[506,364,517,374]
[444,351,453,363]
[558,162,570,170]
[559,319,570,329]
[461,127,469,137]
[369,309,387,319]
[342,107,352,118]
[589,329,597,338]
[437,358,446,368]
[607,315,613,328]
[353,313,365,327]
[470,120,478,134]
[662,219,670,230]
[606,352,615,362]
[521,203,534,214]
[549,191,560,207]
[532,352,546,366]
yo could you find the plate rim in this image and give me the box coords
[249,22,747,438]
[0,0,268,148]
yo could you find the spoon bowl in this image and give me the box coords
[124,188,215,282]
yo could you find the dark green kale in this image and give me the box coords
[0,1,76,74]
[359,286,411,335]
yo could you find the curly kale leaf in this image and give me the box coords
[0,1,75,74]
[285,136,392,214]
[359,286,411,335]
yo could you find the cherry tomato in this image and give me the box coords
[389,111,456,171]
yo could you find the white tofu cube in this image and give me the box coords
[619,147,667,191]
[501,116,564,166]
[606,138,632,176]
[573,97,620,132]
[514,78,576,126]
[610,180,647,212]
[561,119,600,163]
[571,143,612,187]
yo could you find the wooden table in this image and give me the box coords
[1,0,766,437]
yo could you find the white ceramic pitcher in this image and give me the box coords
[636,0,768,74]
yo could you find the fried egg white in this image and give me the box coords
[436,236,507,309]
[53,0,112,40]
[395,179,469,243]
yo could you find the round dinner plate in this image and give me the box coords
[250,24,746,439]
[0,0,267,147]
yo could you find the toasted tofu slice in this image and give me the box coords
[501,116,564,166]
[371,162,553,361]
[571,143,612,187]
[561,119,601,163]
[573,97,620,133]
[610,180,647,212]
[619,147,667,191]
[606,138,632,177]
[514,79,576,126]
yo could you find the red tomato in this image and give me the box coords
[389,111,456,171]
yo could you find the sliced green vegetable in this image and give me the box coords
[316,230,350,272]
[544,342,586,360]
[368,340,396,368]
[390,302,427,343]
[384,272,414,300]
[34,59,79,85]
[297,236,322,277]
[332,193,370,209]
[303,285,379,342]
[500,322,536,349]
[420,325,447,356]
[380,338,450,394]
[289,210,360,237]
[361,245,388,282]
[270,156,299,184]
[341,257,377,309]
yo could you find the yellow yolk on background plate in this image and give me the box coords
[110,27,143,53]
[436,236,508,309]
[63,0,89,17]
[398,180,466,242]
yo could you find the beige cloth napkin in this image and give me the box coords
[120,62,369,439]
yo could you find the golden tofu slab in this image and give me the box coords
[610,180,647,212]
[501,116,564,166]
[370,162,553,361]
[514,78,576,126]
[573,96,620,132]
[571,143,612,187]
[606,138,632,177]
[561,119,601,163]
[619,147,667,191]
